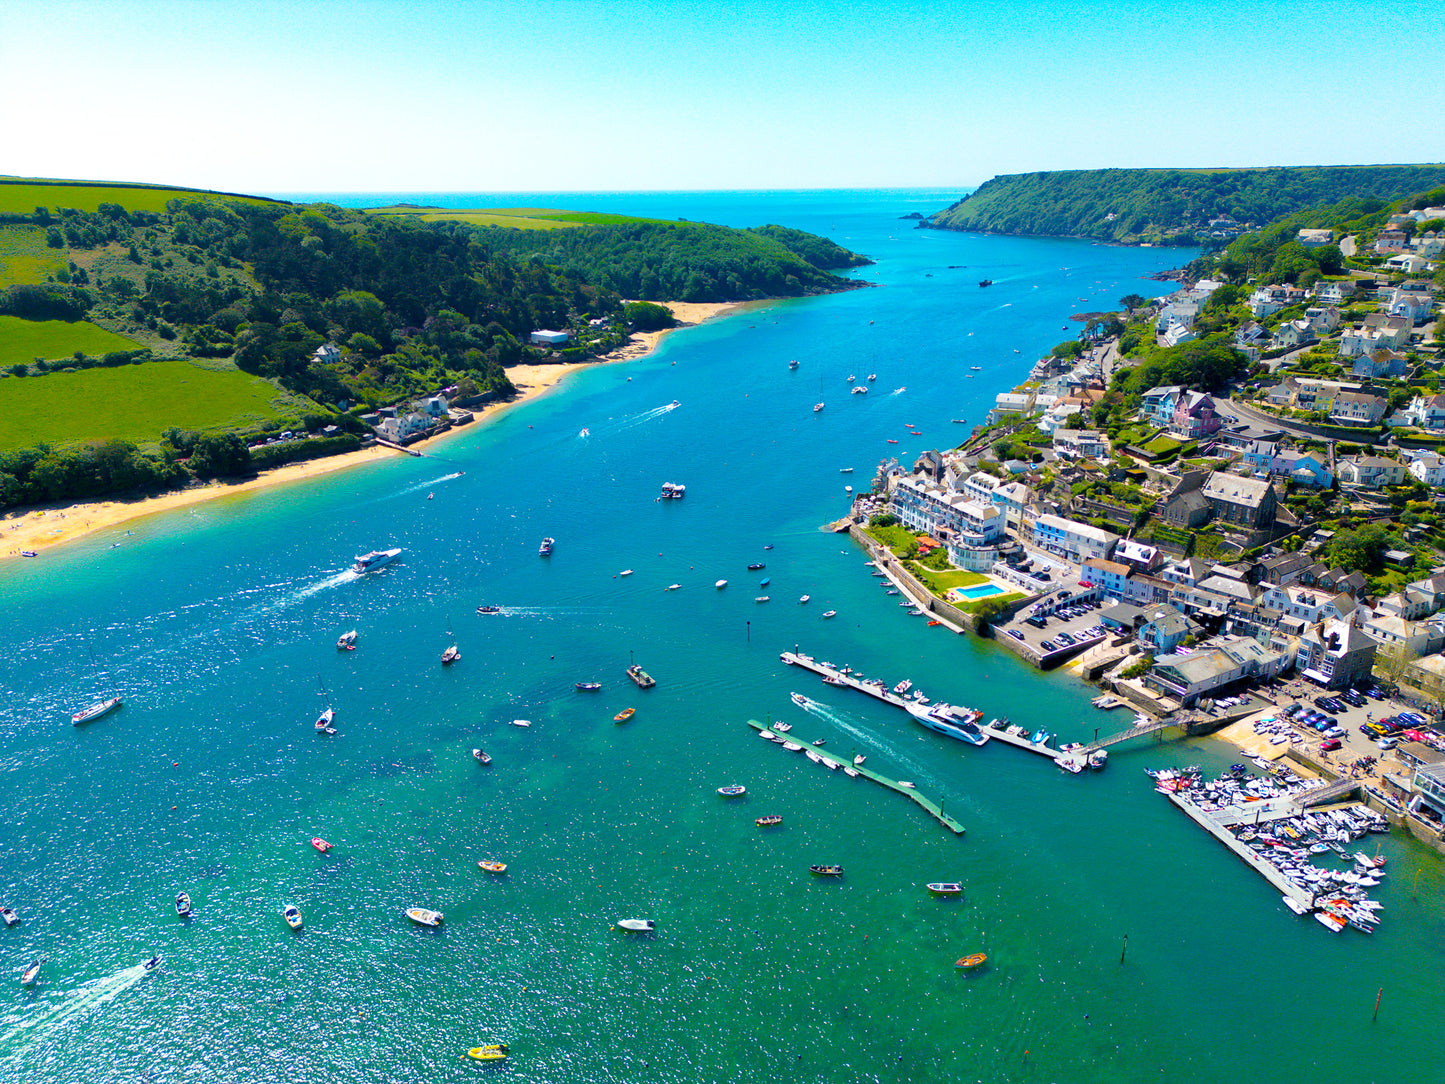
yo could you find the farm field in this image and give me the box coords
[0,178,275,215]
[0,316,143,367]
[0,360,302,451]
[0,226,66,286]
[362,206,670,229]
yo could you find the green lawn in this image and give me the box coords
[361,207,674,230]
[0,179,271,215]
[0,316,143,366]
[1141,435,1184,456]
[864,523,918,554]
[0,225,66,286]
[903,564,988,589]
[0,360,301,450]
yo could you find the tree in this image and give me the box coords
[187,433,253,479]
[1120,293,1148,311]
[623,301,675,331]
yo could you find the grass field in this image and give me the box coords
[0,225,66,286]
[0,179,272,215]
[0,360,302,451]
[0,316,143,367]
[362,206,673,229]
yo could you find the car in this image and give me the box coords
[1320,739,1342,752]
[1342,691,1366,706]
[1323,726,1344,739]
[1398,712,1425,726]
[1377,737,1398,751]
[1363,723,1388,738]
[1364,686,1388,700]
[1057,632,1074,644]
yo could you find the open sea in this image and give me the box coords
[3,189,1441,1082]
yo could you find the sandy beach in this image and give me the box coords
[1,300,751,559]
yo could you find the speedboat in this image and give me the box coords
[822,610,837,618]
[20,960,40,986]
[853,755,866,765]
[466,1045,508,1062]
[575,681,601,691]
[283,904,303,930]
[406,908,443,927]
[613,708,636,723]
[473,748,492,764]
[756,815,783,826]
[665,582,682,591]
[619,569,633,576]
[71,697,122,726]
[143,955,162,972]
[799,594,810,603]
[538,537,555,556]
[790,692,809,708]
[717,784,746,797]
[715,579,727,589]
[772,722,792,733]
[616,919,655,932]
[510,719,532,728]
[0,907,17,927]
[353,548,402,573]
[926,883,963,895]
[441,645,461,664]
[809,865,844,876]
[311,837,333,852]
[476,605,501,614]
[477,860,507,873]
[175,892,192,916]
[336,630,358,650]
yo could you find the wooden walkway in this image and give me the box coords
[1292,777,1362,809]
[746,719,965,835]
[1082,716,1177,753]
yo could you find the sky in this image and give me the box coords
[3,0,1443,195]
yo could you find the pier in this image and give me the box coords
[746,719,964,835]
[781,650,1067,765]
[1166,790,1315,909]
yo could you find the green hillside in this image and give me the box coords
[0,315,142,367]
[928,165,1445,244]
[0,176,282,216]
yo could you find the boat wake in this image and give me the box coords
[379,470,466,502]
[888,387,907,396]
[0,962,149,1055]
[583,402,679,440]
[793,698,942,787]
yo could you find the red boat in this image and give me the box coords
[310,837,333,852]
[887,439,899,444]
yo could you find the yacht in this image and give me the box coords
[851,385,868,395]
[315,707,336,733]
[353,548,402,573]
[905,702,991,746]
[336,629,358,651]
[799,594,810,604]
[814,402,825,412]
[867,373,877,381]
[71,697,122,726]
[441,645,461,664]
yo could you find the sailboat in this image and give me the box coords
[441,618,460,664]
[314,676,336,734]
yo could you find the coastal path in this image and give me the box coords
[746,719,964,835]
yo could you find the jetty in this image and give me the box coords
[781,650,1066,766]
[1166,791,1315,909]
[746,719,964,835]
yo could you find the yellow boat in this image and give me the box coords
[466,1043,508,1061]
[477,860,507,873]
[614,708,636,723]
[955,952,987,969]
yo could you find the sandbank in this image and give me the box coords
[1,299,750,559]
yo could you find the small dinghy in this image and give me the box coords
[756,815,783,827]
[406,908,443,927]
[717,784,746,797]
[799,594,810,603]
[310,837,333,852]
[955,953,988,970]
[822,610,837,619]
[175,892,192,916]
[613,708,636,723]
[467,1045,509,1062]
[809,865,844,876]
[477,860,507,873]
[926,883,963,895]
[472,748,492,764]
[283,905,302,930]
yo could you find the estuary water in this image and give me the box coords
[3,189,1440,1082]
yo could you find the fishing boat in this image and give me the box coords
[756,815,783,827]
[476,605,501,614]
[822,610,837,619]
[613,708,636,723]
[575,681,601,691]
[510,719,532,728]
[441,645,461,664]
[467,1045,508,1061]
[477,860,507,873]
[955,953,988,969]
[336,629,358,650]
[717,784,746,797]
[0,907,17,927]
[353,548,402,573]
[538,537,554,556]
[406,908,444,927]
[175,892,192,916]
[927,883,963,895]
[616,919,655,932]
[626,664,656,688]
[20,960,40,986]
[472,748,492,764]
[283,904,302,930]
[809,865,844,876]
[71,697,122,726]
[311,837,333,852]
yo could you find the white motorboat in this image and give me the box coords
[851,385,868,395]
[813,402,824,412]
[755,595,770,603]
[867,373,876,381]
[782,742,804,752]
[510,719,532,728]
[617,919,655,931]
[1282,896,1309,916]
[283,904,303,930]
[772,721,792,732]
[406,908,443,927]
[822,610,837,619]
[1,907,18,927]
[843,766,860,777]
[20,960,40,986]
[839,468,853,473]
[665,583,681,591]
[898,781,916,789]
[853,755,866,765]
[799,595,810,603]
[790,692,809,708]
[715,579,727,589]
[353,548,402,573]
[71,697,122,726]
[619,569,634,576]
[175,892,192,917]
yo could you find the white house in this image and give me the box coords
[530,329,570,346]
[1408,451,1445,487]
[1032,514,1119,563]
[1053,429,1111,459]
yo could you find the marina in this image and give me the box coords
[746,719,964,834]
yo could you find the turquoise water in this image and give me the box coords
[957,584,1006,601]
[4,191,1442,1082]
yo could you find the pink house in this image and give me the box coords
[1170,391,1223,439]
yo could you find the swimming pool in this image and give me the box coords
[957,582,1005,600]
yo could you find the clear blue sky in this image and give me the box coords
[4,0,1442,194]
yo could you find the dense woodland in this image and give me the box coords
[928,166,1445,245]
